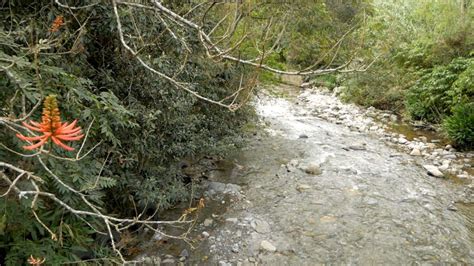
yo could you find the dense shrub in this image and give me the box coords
[442,103,474,148]
[405,57,473,122]
[0,0,254,264]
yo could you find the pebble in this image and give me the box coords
[180,249,189,259]
[162,258,175,264]
[299,134,309,139]
[423,165,444,178]
[410,148,422,156]
[296,184,311,192]
[232,243,240,253]
[202,231,210,238]
[398,138,408,144]
[251,219,271,234]
[226,218,238,223]
[260,240,277,252]
[304,163,322,175]
[204,218,213,227]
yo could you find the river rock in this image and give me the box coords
[296,184,311,192]
[225,218,238,223]
[162,258,175,264]
[251,219,271,234]
[423,165,444,178]
[410,148,422,156]
[398,138,408,144]
[142,256,161,266]
[260,240,277,252]
[204,218,213,227]
[304,163,322,175]
[299,134,309,139]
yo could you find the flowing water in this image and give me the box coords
[137,86,474,265]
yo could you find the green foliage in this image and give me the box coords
[0,0,254,264]
[341,0,473,148]
[405,57,473,122]
[443,103,474,148]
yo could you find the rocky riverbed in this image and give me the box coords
[134,85,474,265]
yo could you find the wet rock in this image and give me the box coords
[179,249,189,259]
[390,114,398,122]
[423,165,444,178]
[260,240,277,252]
[251,219,271,234]
[296,184,311,192]
[225,217,238,223]
[232,243,240,253]
[162,258,175,264]
[218,261,231,266]
[304,163,322,175]
[447,204,458,211]
[410,148,422,156]
[142,256,161,266]
[206,181,242,198]
[299,134,309,139]
[398,138,408,144]
[203,218,214,227]
[426,143,436,149]
[348,144,367,151]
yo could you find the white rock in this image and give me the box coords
[398,138,408,144]
[226,218,238,223]
[423,165,444,178]
[203,218,213,227]
[260,240,277,252]
[410,148,422,156]
[304,163,322,175]
[251,219,271,234]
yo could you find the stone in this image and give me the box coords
[390,114,398,122]
[232,243,240,253]
[251,219,271,234]
[218,261,231,266]
[180,249,189,259]
[427,143,436,149]
[203,218,213,227]
[142,256,161,266]
[202,231,210,238]
[299,134,309,139]
[296,184,311,192]
[398,138,408,144]
[419,136,428,142]
[410,148,422,156]
[423,165,444,178]
[260,240,277,252]
[304,163,322,175]
[162,258,175,264]
[225,218,238,223]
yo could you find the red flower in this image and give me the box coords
[17,95,84,151]
[50,15,64,32]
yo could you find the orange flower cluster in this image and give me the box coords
[50,15,64,32]
[17,95,84,151]
[27,255,45,265]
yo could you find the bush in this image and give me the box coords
[0,1,254,264]
[443,103,474,148]
[405,57,473,122]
